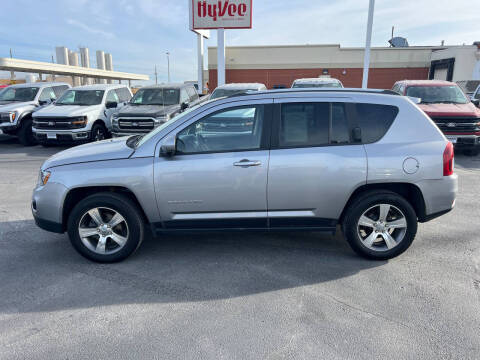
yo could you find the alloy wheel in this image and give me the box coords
[78,207,129,255]
[357,203,407,251]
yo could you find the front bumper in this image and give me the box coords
[32,181,68,233]
[33,128,91,143]
[0,122,19,131]
[444,134,480,149]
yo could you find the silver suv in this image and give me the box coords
[32,89,457,263]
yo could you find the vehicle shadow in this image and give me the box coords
[0,134,70,157]
[0,219,384,314]
[455,152,480,170]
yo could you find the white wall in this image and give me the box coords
[431,46,479,81]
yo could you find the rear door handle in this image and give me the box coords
[233,159,261,167]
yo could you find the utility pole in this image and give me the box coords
[154,65,158,85]
[166,51,171,83]
[9,48,12,58]
[362,0,375,89]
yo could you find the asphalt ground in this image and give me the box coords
[0,133,479,359]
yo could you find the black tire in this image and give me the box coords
[342,190,418,260]
[90,122,107,142]
[17,117,37,146]
[67,192,145,263]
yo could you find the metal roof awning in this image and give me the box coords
[0,57,149,81]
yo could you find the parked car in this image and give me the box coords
[0,82,70,145]
[32,88,457,263]
[111,84,200,137]
[210,83,267,100]
[392,80,480,155]
[292,77,343,88]
[32,84,132,145]
[456,80,480,100]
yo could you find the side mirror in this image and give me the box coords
[352,127,362,143]
[472,99,480,106]
[407,96,421,104]
[181,102,189,111]
[160,136,176,157]
[106,101,118,109]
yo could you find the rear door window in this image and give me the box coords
[278,102,352,147]
[279,103,329,147]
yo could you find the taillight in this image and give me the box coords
[443,142,454,176]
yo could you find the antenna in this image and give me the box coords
[390,26,394,47]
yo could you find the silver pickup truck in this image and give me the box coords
[111,83,202,137]
[0,82,70,145]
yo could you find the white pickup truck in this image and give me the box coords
[32,84,132,145]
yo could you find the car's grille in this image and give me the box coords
[431,117,480,133]
[0,113,11,123]
[118,118,156,130]
[33,117,84,130]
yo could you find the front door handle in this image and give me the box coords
[233,159,261,168]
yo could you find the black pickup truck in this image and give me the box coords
[111,83,202,137]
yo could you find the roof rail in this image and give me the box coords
[227,88,400,98]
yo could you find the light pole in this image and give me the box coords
[362,0,375,89]
[166,51,171,83]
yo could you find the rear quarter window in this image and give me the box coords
[354,103,399,144]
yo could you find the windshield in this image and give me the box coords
[210,88,255,99]
[131,88,180,105]
[0,87,39,102]
[135,102,205,148]
[292,82,342,88]
[406,86,468,104]
[56,90,105,106]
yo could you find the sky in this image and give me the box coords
[0,0,478,85]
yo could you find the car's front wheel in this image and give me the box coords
[342,190,418,260]
[91,123,107,142]
[67,193,145,262]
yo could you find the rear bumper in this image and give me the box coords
[416,174,458,222]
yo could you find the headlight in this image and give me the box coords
[37,169,51,186]
[70,116,88,128]
[155,114,170,123]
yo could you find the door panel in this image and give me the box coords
[268,145,367,224]
[154,150,269,229]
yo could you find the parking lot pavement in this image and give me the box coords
[0,133,479,360]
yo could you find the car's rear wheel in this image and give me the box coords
[342,191,417,260]
[67,193,144,262]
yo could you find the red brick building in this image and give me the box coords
[207,44,446,90]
